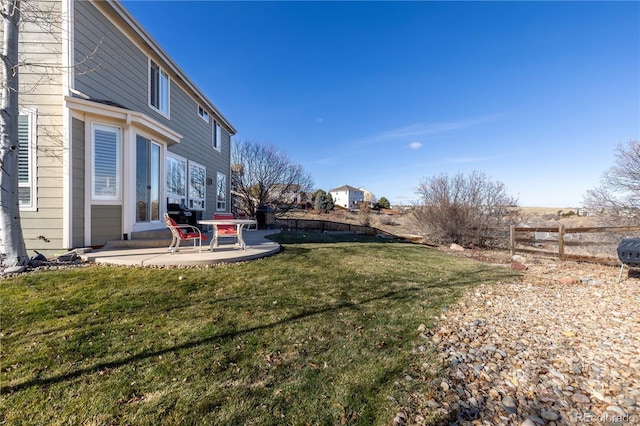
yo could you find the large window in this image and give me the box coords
[136,136,161,223]
[212,120,221,151]
[216,172,226,211]
[18,110,36,210]
[188,161,206,211]
[149,59,169,116]
[166,154,187,205]
[92,124,121,201]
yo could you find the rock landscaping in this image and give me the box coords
[409,252,639,425]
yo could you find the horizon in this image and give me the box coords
[121,0,640,208]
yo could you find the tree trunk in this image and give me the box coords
[0,0,28,270]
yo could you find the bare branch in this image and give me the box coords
[231,140,313,217]
[583,141,640,226]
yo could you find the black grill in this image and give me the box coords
[618,238,640,268]
[167,203,196,226]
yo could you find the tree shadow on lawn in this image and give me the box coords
[1,287,419,395]
[1,293,253,347]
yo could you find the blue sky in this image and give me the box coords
[121,0,639,207]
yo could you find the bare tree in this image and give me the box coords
[583,140,640,225]
[0,0,28,270]
[231,139,313,218]
[412,171,518,247]
[1,1,102,271]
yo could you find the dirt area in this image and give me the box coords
[439,244,632,286]
[280,207,632,263]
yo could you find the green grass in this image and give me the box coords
[1,232,520,425]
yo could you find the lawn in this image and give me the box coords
[1,232,519,425]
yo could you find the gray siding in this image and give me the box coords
[74,1,149,114]
[74,1,232,217]
[91,205,122,246]
[71,118,85,248]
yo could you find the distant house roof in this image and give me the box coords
[329,185,363,192]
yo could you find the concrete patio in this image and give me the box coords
[80,229,282,267]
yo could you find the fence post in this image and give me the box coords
[510,225,515,256]
[558,224,565,261]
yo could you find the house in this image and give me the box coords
[15,0,236,255]
[270,184,302,208]
[577,208,590,217]
[359,188,376,205]
[329,185,364,211]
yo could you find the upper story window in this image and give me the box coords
[198,105,209,123]
[18,109,37,211]
[212,120,222,151]
[149,59,169,116]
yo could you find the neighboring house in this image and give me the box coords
[270,184,301,207]
[359,187,376,205]
[15,0,236,255]
[577,208,590,217]
[329,185,364,211]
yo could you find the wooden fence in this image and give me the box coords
[274,218,639,264]
[274,218,397,238]
[509,225,640,263]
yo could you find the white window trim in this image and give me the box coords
[91,123,122,203]
[166,152,187,205]
[212,120,222,152]
[216,171,227,211]
[148,58,170,118]
[198,105,209,123]
[18,108,37,212]
[188,160,206,211]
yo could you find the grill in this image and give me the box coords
[167,203,195,227]
[617,238,640,282]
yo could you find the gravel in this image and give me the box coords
[409,253,639,425]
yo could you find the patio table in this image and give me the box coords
[197,219,257,251]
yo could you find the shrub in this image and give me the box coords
[412,171,518,247]
[358,202,372,227]
[377,214,395,226]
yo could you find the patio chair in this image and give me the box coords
[236,211,258,230]
[164,213,207,253]
[213,213,239,246]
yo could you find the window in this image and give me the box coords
[188,161,206,210]
[18,110,36,210]
[212,120,222,151]
[198,105,209,123]
[166,154,187,205]
[216,172,226,211]
[92,124,121,201]
[149,59,169,115]
[136,136,161,223]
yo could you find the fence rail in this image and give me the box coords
[509,224,640,262]
[274,218,639,264]
[275,218,397,238]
